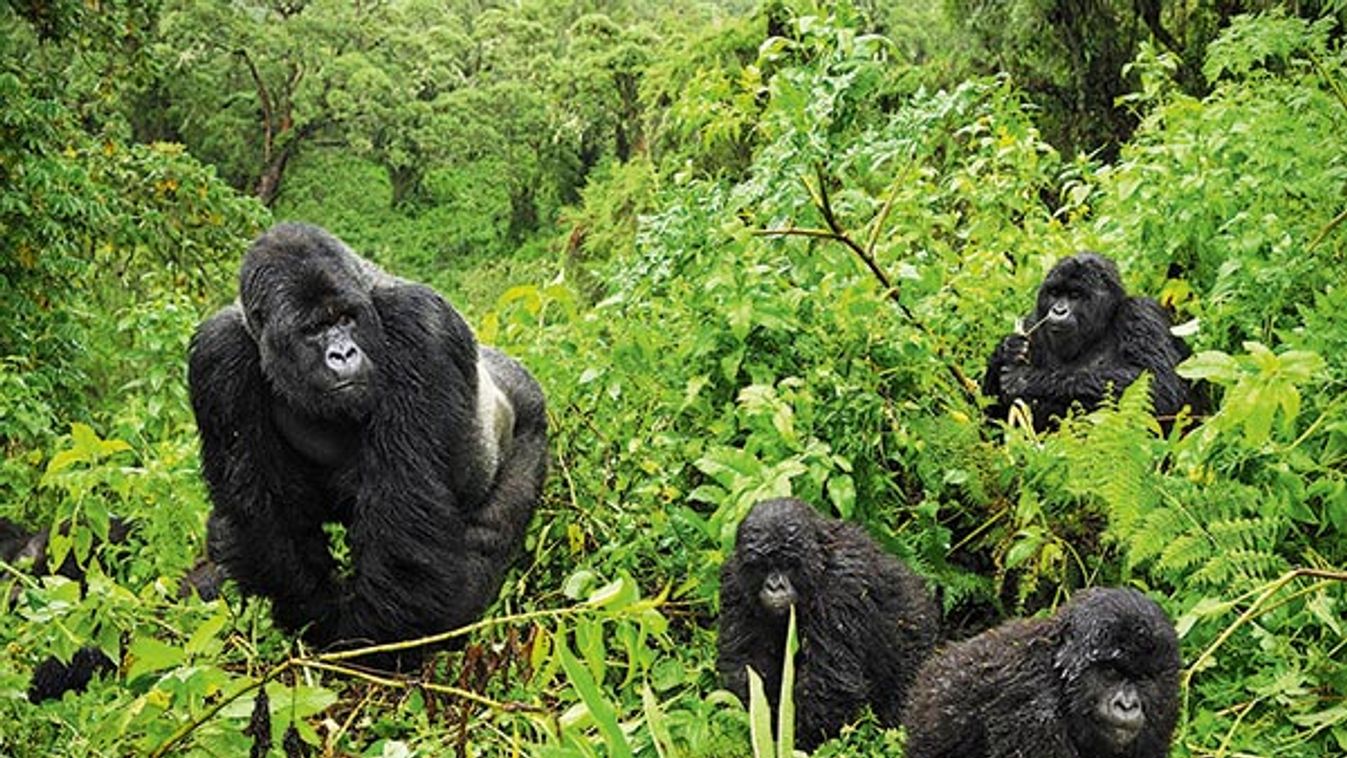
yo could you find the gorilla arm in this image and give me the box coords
[791,561,882,746]
[904,619,1077,758]
[189,305,341,635]
[715,558,786,706]
[338,286,544,652]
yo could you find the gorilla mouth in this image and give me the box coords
[1098,712,1143,746]
[325,380,368,394]
[759,590,794,616]
[1104,722,1142,748]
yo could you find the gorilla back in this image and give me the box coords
[189,222,547,666]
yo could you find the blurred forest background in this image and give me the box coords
[3,0,1347,755]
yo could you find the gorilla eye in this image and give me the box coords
[1098,662,1127,680]
[336,314,355,328]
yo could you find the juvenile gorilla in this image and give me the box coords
[2,517,122,702]
[189,223,547,666]
[716,498,939,750]
[4,512,223,703]
[903,587,1180,758]
[983,252,1197,431]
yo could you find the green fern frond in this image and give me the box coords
[1126,507,1189,564]
[1059,375,1160,534]
[1188,547,1289,588]
[1157,532,1211,575]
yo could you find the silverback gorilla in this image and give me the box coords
[716,498,939,750]
[188,223,547,666]
[983,252,1198,431]
[903,587,1180,758]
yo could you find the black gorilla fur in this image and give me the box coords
[189,222,547,666]
[0,516,131,584]
[983,252,1197,431]
[716,498,939,750]
[903,587,1180,758]
[28,648,116,704]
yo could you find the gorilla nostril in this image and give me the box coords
[1113,690,1141,713]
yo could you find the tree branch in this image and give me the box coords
[234,48,275,164]
[1306,205,1347,254]
[758,164,982,406]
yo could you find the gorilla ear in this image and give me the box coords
[243,305,264,335]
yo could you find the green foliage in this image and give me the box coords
[5,2,1347,756]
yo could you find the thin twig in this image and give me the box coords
[1306,205,1347,254]
[149,664,286,757]
[314,604,586,663]
[760,164,981,405]
[752,227,851,244]
[1182,568,1347,701]
[1020,313,1053,337]
[807,164,905,311]
[148,603,610,755]
[295,659,544,714]
[1308,52,1347,117]
[865,179,903,259]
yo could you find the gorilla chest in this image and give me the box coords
[273,401,361,475]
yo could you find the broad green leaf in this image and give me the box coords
[1177,351,1239,382]
[559,634,632,758]
[747,666,774,758]
[127,636,187,680]
[777,607,798,757]
[826,473,855,518]
[585,575,638,610]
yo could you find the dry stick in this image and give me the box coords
[296,659,544,714]
[1019,312,1053,337]
[1306,206,1347,254]
[753,163,981,406]
[149,604,595,756]
[1180,567,1347,723]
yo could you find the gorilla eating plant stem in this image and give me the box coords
[753,163,982,407]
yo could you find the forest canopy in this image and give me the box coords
[2,0,1346,755]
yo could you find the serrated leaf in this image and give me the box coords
[184,610,229,656]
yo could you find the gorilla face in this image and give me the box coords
[733,498,823,619]
[1057,588,1181,756]
[1035,253,1125,362]
[240,228,384,419]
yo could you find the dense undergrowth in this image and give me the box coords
[2,1,1346,756]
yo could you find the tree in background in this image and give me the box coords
[943,0,1347,157]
